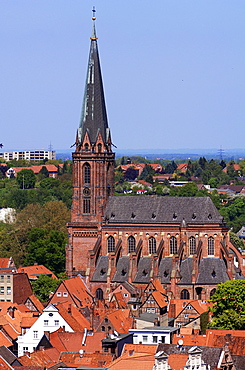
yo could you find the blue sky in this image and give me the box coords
[1,1,245,152]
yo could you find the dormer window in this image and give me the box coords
[173,213,177,220]
[100,268,106,276]
[131,213,136,219]
[142,269,148,277]
[208,213,212,219]
[152,213,156,219]
[211,269,216,278]
[121,269,127,276]
[192,213,196,219]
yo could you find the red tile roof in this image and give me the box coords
[106,309,133,333]
[12,165,58,175]
[55,303,90,332]
[17,266,57,280]
[49,276,93,308]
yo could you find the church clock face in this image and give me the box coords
[83,187,91,196]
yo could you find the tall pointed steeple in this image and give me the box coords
[78,10,110,146]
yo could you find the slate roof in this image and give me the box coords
[177,258,193,285]
[78,21,110,145]
[158,257,172,284]
[0,345,22,366]
[112,257,130,282]
[157,344,221,369]
[90,256,108,282]
[133,257,151,283]
[231,355,245,369]
[104,196,223,225]
[196,258,229,284]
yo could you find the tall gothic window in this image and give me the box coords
[84,163,91,184]
[128,236,136,253]
[189,236,196,255]
[149,237,156,254]
[180,289,190,300]
[107,236,115,253]
[169,236,177,255]
[83,199,90,214]
[208,236,214,255]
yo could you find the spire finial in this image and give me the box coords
[92,6,96,21]
[91,6,97,40]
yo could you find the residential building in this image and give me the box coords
[17,304,75,357]
[0,150,55,162]
[129,326,178,345]
[0,273,32,304]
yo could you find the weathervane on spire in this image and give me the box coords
[92,6,96,21]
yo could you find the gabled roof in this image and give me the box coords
[0,258,15,269]
[104,196,223,225]
[169,299,209,319]
[0,346,21,366]
[18,265,57,280]
[12,165,58,175]
[24,294,44,313]
[18,348,60,368]
[50,275,93,308]
[106,309,133,333]
[55,303,90,332]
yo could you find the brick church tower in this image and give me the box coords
[66,14,115,277]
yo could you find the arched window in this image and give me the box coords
[210,288,216,298]
[107,236,115,253]
[181,289,190,300]
[96,288,103,300]
[189,236,196,255]
[208,237,214,256]
[128,236,136,253]
[84,143,89,151]
[169,236,177,255]
[149,237,156,254]
[84,163,90,184]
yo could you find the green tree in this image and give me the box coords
[31,275,60,302]
[24,228,67,274]
[209,280,245,330]
[229,231,245,250]
[16,169,36,189]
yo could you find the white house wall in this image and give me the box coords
[17,304,74,357]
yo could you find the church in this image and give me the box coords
[66,15,245,302]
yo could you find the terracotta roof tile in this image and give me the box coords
[168,353,189,369]
[106,309,133,333]
[0,356,14,370]
[0,332,12,347]
[151,291,168,308]
[17,266,57,280]
[55,303,90,332]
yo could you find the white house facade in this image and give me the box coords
[129,326,178,345]
[17,304,74,357]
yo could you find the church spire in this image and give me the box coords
[78,9,110,146]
